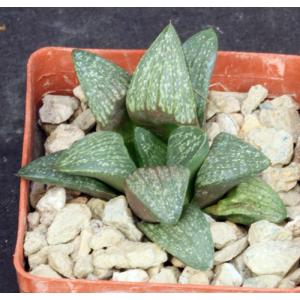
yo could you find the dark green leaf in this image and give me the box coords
[56,131,136,192]
[125,166,190,224]
[194,133,270,207]
[72,49,130,130]
[126,24,198,139]
[204,177,287,225]
[138,201,214,270]
[183,28,218,126]
[167,126,209,176]
[17,152,116,199]
[134,127,167,167]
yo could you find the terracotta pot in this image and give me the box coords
[14,47,300,292]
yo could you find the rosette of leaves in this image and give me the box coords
[18,24,285,272]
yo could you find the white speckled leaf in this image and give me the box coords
[167,126,209,176]
[56,132,136,192]
[72,49,130,130]
[17,152,116,199]
[183,28,218,126]
[126,24,198,138]
[195,133,270,207]
[204,177,287,225]
[134,127,167,167]
[125,166,190,224]
[138,201,214,270]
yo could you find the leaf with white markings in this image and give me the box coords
[134,127,167,167]
[194,133,270,208]
[56,132,136,192]
[183,28,218,126]
[125,166,190,224]
[167,126,209,176]
[17,152,116,199]
[126,24,198,139]
[72,49,130,130]
[204,177,287,225]
[138,201,214,270]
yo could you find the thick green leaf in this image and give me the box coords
[167,126,209,176]
[56,132,136,192]
[194,133,270,208]
[183,28,218,126]
[17,152,116,199]
[72,49,130,130]
[125,166,190,224]
[204,177,287,225]
[134,127,167,167]
[126,24,198,139]
[138,201,214,270]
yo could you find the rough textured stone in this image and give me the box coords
[245,127,293,166]
[149,267,179,283]
[293,136,300,163]
[75,228,92,259]
[89,225,125,250]
[206,121,220,145]
[94,268,113,280]
[24,230,47,256]
[286,206,300,220]
[248,220,292,245]
[179,266,213,285]
[47,204,91,245]
[210,222,240,249]
[232,252,252,281]
[266,95,299,110]
[230,113,244,127]
[30,182,46,209]
[241,85,268,115]
[39,210,57,227]
[71,108,96,132]
[112,269,149,282]
[27,212,40,230]
[278,268,300,288]
[87,198,106,219]
[239,114,262,138]
[285,217,300,237]
[45,124,84,154]
[279,187,300,206]
[206,91,243,119]
[244,240,300,276]
[67,196,88,204]
[73,255,93,279]
[102,196,143,241]
[48,251,74,278]
[212,263,243,286]
[243,275,282,288]
[93,240,167,270]
[216,113,239,136]
[36,187,66,212]
[262,163,300,192]
[30,264,62,279]
[73,85,87,104]
[171,257,185,268]
[28,247,48,270]
[39,94,79,124]
[259,105,300,142]
[214,237,248,265]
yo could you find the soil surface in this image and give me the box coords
[1,7,300,292]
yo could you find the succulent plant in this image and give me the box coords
[18,23,286,271]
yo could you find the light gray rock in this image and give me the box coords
[278,268,300,288]
[45,124,84,154]
[243,275,282,288]
[171,257,185,268]
[47,204,91,245]
[48,251,74,278]
[24,230,47,256]
[214,236,248,265]
[72,109,96,132]
[243,240,300,276]
[73,255,93,279]
[262,163,300,192]
[36,187,66,212]
[30,182,45,209]
[216,113,239,136]
[27,212,40,230]
[279,187,300,207]
[102,196,143,241]
[39,94,79,124]
[285,217,300,237]
[232,252,252,280]
[212,263,243,286]
[87,198,106,219]
[245,127,293,166]
[241,85,268,115]
[286,206,300,220]
[149,267,180,283]
[210,222,240,249]
[112,269,149,282]
[248,220,292,245]
[239,114,262,138]
[178,266,213,285]
[94,268,113,280]
[30,264,62,278]
[28,247,48,270]
[206,121,221,145]
[92,240,168,270]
